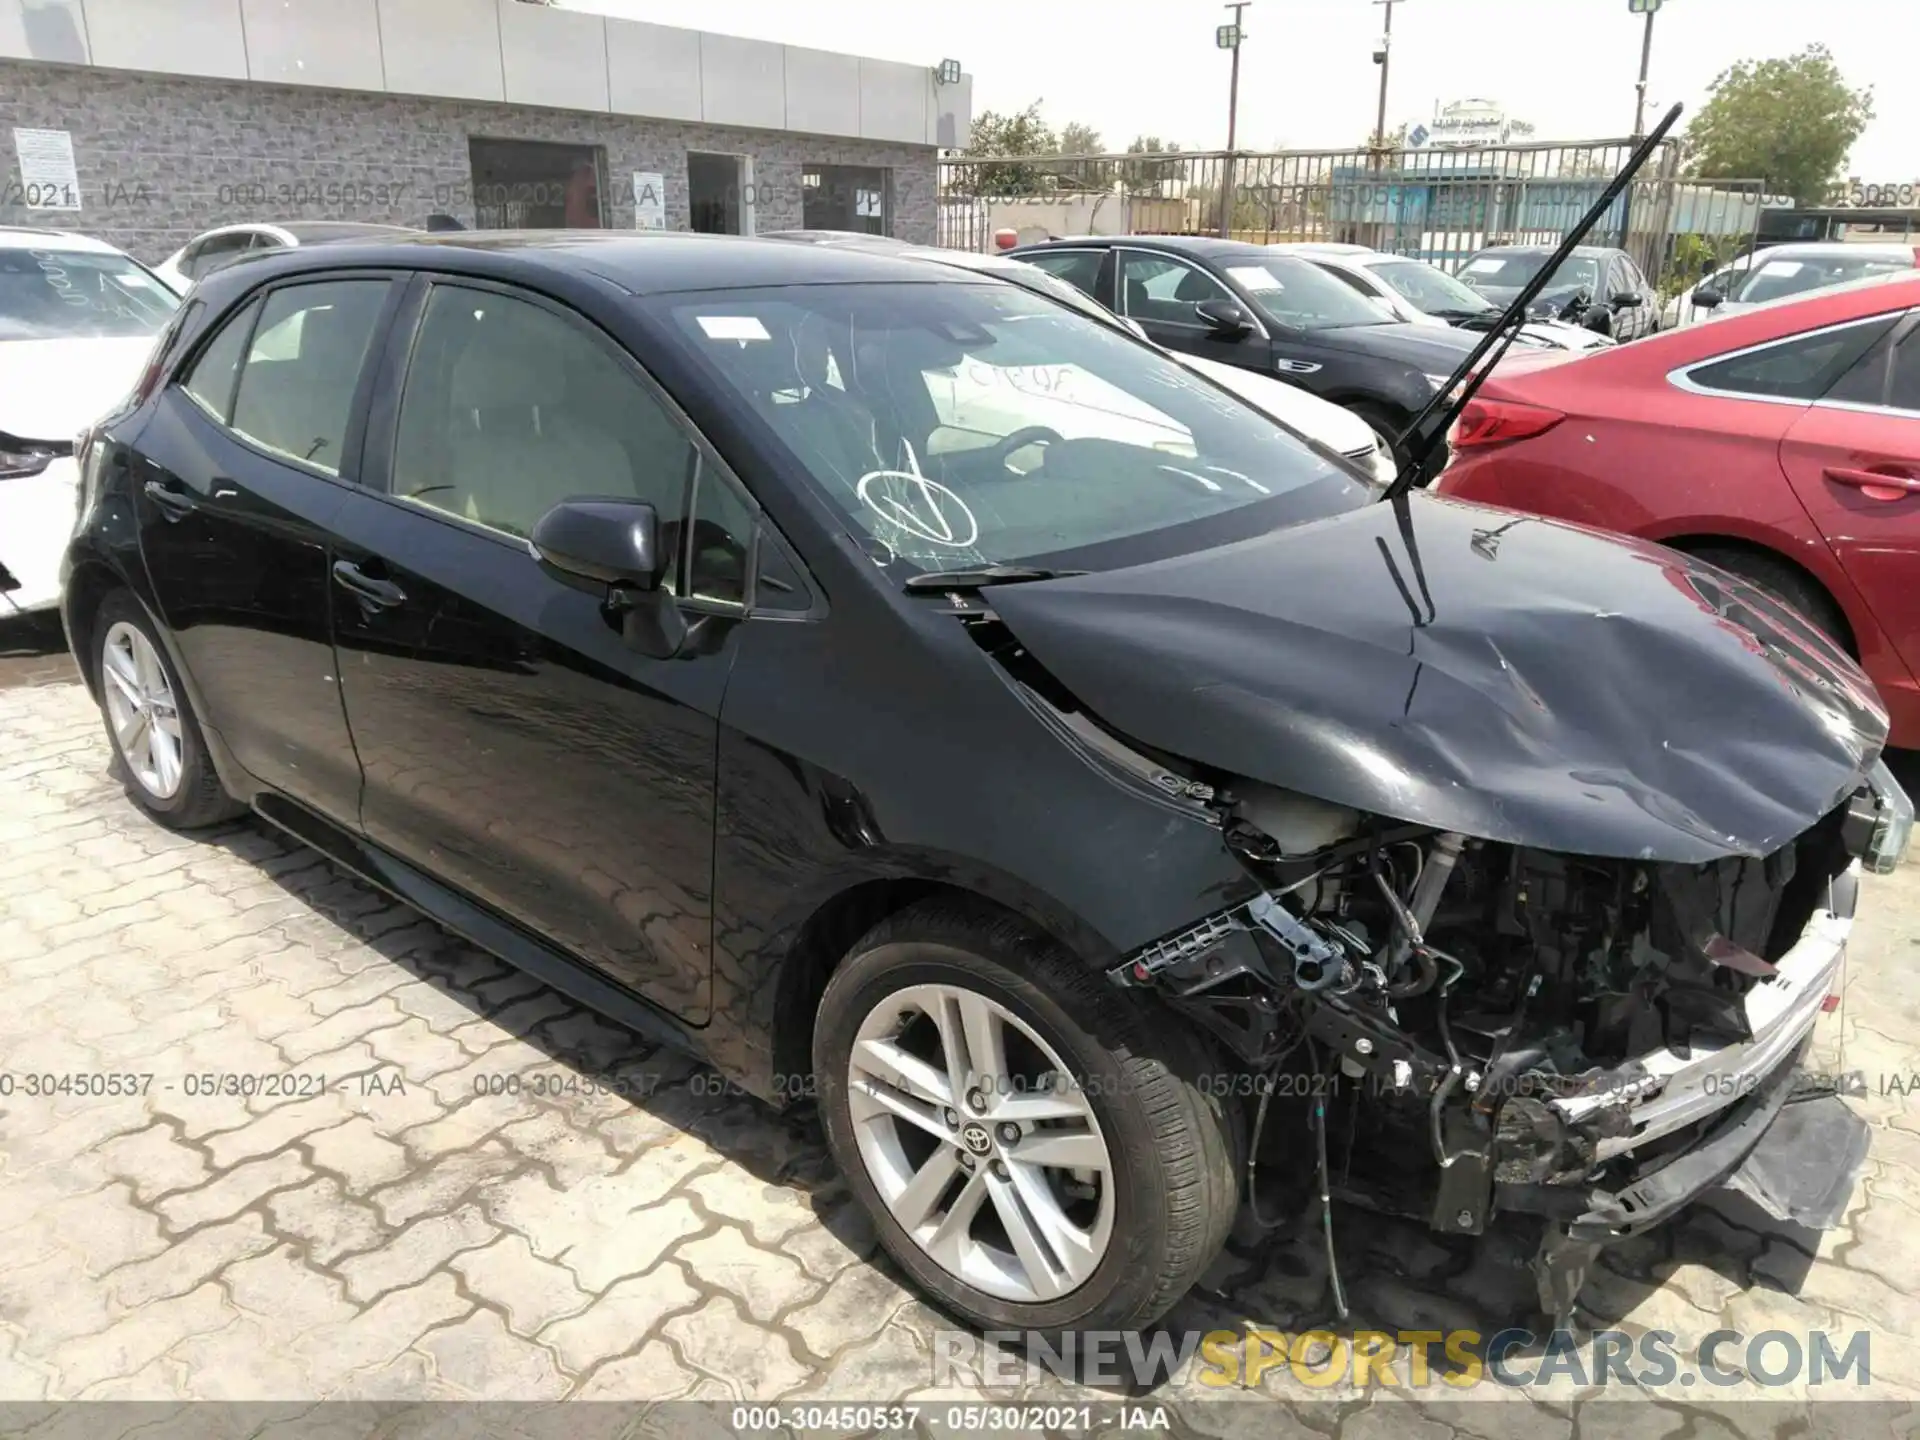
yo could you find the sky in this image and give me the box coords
[570,0,1912,182]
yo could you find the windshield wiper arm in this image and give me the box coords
[1378,102,1685,504]
[903,565,1089,593]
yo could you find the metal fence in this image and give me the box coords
[937,139,1766,298]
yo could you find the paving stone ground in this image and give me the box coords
[2,629,1919,1420]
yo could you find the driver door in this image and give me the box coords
[1115,250,1267,367]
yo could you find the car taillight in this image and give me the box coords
[1448,397,1566,451]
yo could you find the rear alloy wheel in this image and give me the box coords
[93,590,243,830]
[814,900,1239,1333]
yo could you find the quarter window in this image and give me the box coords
[1683,319,1896,402]
[229,281,389,474]
[390,284,697,556]
[180,299,257,424]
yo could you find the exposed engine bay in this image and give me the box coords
[1110,770,1897,1314]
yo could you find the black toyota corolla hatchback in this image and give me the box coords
[62,232,1910,1334]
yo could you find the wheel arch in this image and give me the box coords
[1656,531,1860,657]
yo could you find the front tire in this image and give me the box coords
[813,899,1238,1334]
[93,589,243,830]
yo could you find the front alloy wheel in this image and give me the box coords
[847,982,1115,1302]
[814,900,1240,1333]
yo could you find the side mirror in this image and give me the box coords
[1611,291,1644,308]
[1691,287,1724,309]
[1194,298,1252,336]
[531,498,687,659]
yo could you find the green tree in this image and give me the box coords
[1121,135,1183,195]
[951,100,1057,196]
[1685,45,1874,206]
[1056,122,1104,157]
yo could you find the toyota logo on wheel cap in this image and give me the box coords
[961,1122,993,1155]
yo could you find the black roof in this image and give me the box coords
[209,229,1000,296]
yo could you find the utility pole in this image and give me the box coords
[1630,0,1661,138]
[1218,3,1249,238]
[1372,0,1404,152]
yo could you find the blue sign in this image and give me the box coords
[1408,124,1430,148]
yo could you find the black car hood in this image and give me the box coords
[990,496,1888,861]
[1306,322,1480,369]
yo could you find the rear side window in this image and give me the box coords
[1025,250,1103,299]
[1826,314,1920,415]
[1683,318,1896,401]
[229,281,390,474]
[180,299,258,424]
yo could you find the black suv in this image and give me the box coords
[62,231,1901,1334]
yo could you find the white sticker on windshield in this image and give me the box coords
[696,315,770,341]
[1225,265,1283,292]
[1756,260,1804,278]
[1462,258,1505,275]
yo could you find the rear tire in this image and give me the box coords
[92,589,243,831]
[1691,547,1852,654]
[812,898,1239,1334]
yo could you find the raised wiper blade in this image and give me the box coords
[1378,102,1685,504]
[903,565,1089,592]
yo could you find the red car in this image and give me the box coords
[1438,269,1920,746]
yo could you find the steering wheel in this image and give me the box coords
[983,426,1065,474]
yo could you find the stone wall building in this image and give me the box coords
[0,0,973,263]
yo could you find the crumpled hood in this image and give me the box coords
[0,337,156,441]
[990,495,1888,861]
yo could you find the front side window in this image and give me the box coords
[1684,317,1896,402]
[390,284,696,550]
[229,281,389,474]
[658,282,1362,575]
[1118,252,1234,326]
[1023,250,1104,300]
[0,246,179,341]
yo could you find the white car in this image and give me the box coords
[1685,242,1920,322]
[1269,243,1614,353]
[769,235,1397,483]
[154,221,421,294]
[0,229,181,618]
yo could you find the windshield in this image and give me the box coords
[656,282,1363,573]
[1458,252,1600,294]
[1731,253,1916,305]
[1369,258,1497,316]
[1224,256,1395,330]
[0,246,180,341]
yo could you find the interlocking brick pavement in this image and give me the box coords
[2,674,1919,1412]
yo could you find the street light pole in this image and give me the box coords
[1632,4,1657,137]
[1219,2,1249,237]
[1373,0,1403,152]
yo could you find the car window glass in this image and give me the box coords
[180,298,258,424]
[1733,254,1915,306]
[685,465,754,607]
[1024,250,1103,298]
[229,280,389,474]
[1118,253,1230,324]
[1688,319,1895,402]
[921,348,1196,462]
[391,284,697,565]
[1826,317,1920,413]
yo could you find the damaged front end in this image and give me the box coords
[1109,764,1908,1318]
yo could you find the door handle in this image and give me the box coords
[142,479,196,522]
[331,560,407,612]
[1824,466,1920,501]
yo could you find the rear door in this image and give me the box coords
[325,275,743,1022]
[130,273,398,825]
[1780,308,1920,677]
